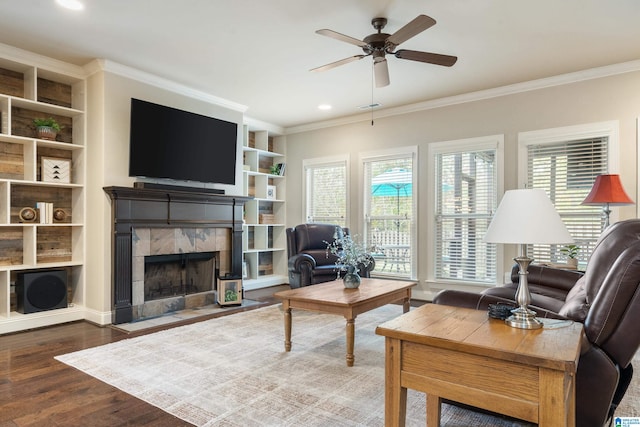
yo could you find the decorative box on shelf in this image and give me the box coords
[41,157,71,183]
[259,213,276,224]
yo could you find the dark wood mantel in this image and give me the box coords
[104,186,252,324]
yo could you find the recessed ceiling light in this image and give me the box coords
[318,104,332,111]
[56,0,84,11]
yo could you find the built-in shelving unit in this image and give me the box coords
[0,50,86,334]
[242,127,287,290]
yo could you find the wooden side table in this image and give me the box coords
[375,304,583,426]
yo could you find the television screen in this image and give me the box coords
[129,98,238,185]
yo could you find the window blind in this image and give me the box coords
[305,161,347,226]
[435,150,497,282]
[526,137,608,264]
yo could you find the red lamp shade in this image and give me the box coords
[582,174,634,206]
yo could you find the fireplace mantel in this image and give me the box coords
[104,186,252,324]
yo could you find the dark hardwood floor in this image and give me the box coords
[0,294,279,427]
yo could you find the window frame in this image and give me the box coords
[518,121,619,264]
[427,135,505,287]
[302,154,350,227]
[359,146,418,280]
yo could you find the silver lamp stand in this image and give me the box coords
[505,245,543,330]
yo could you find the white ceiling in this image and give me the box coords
[1,0,640,129]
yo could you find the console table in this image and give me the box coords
[375,304,583,426]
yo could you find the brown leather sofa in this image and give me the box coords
[433,218,640,427]
[286,223,375,288]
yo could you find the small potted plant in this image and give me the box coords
[326,230,373,288]
[560,244,581,268]
[33,117,62,141]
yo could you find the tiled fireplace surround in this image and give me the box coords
[105,186,250,324]
[131,227,231,321]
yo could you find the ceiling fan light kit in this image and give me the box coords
[312,14,458,87]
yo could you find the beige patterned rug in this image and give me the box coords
[56,304,638,426]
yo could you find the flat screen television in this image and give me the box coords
[128,98,238,185]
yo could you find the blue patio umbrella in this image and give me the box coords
[371,167,412,200]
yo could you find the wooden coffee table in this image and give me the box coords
[274,278,417,367]
[376,304,583,426]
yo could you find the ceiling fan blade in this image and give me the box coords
[316,29,367,47]
[394,49,458,67]
[310,55,367,72]
[386,15,436,47]
[374,58,390,87]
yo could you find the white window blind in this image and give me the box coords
[526,137,608,265]
[435,149,497,282]
[305,161,347,226]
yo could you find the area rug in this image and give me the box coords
[55,305,638,426]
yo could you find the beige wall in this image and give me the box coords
[83,64,640,315]
[84,67,244,321]
[284,71,640,299]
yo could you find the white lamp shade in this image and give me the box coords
[485,189,574,244]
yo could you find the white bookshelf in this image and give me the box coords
[241,127,287,290]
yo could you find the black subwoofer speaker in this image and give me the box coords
[16,270,68,314]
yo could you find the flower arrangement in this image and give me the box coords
[326,231,372,272]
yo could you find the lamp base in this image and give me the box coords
[505,306,543,329]
[506,253,543,330]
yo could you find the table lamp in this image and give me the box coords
[581,174,634,228]
[485,189,573,329]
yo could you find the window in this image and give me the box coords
[519,122,617,266]
[429,136,503,284]
[362,148,416,279]
[303,156,348,227]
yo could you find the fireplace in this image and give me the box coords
[144,252,216,301]
[105,186,251,324]
[130,226,229,321]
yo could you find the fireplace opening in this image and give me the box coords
[144,251,217,302]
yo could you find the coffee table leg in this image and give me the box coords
[346,317,355,367]
[283,302,292,352]
[403,297,410,313]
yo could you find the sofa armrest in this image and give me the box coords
[511,264,584,293]
[288,254,318,288]
[288,253,317,272]
[433,289,568,319]
[358,255,376,278]
[433,290,514,310]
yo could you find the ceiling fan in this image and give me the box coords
[311,15,457,88]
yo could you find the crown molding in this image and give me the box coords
[84,59,248,113]
[285,59,640,135]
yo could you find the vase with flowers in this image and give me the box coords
[326,230,373,288]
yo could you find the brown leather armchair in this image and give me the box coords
[433,218,640,427]
[286,223,375,288]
